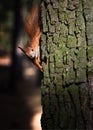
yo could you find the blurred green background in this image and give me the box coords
[0,0,32,54]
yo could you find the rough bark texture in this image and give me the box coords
[41,0,93,130]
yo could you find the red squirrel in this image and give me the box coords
[18,3,43,71]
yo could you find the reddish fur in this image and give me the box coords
[25,4,41,50]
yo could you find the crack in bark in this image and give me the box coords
[67,89,77,129]
[81,0,89,80]
[78,86,87,130]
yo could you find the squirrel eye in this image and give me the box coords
[32,48,33,51]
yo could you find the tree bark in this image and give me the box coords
[41,0,93,130]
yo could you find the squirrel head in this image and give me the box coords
[26,47,35,58]
[18,46,35,59]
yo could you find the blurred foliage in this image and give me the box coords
[0,0,33,53]
[0,0,14,52]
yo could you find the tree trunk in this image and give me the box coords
[41,0,93,130]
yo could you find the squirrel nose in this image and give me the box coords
[30,55,34,58]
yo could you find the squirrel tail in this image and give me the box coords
[25,3,41,40]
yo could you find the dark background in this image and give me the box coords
[0,0,42,129]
